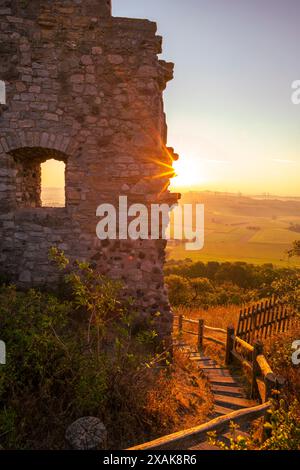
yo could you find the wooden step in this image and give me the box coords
[213,404,238,416]
[208,376,240,385]
[198,364,227,370]
[214,394,256,410]
[211,384,244,397]
[191,358,218,366]
[198,362,218,368]
[205,370,242,379]
[190,356,216,363]
[189,354,212,360]
[189,441,222,451]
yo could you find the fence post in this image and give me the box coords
[262,374,286,442]
[265,373,277,401]
[225,325,235,366]
[251,340,263,400]
[198,319,204,353]
[178,315,183,338]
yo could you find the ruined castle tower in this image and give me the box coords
[0,0,179,337]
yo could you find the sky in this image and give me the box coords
[113,0,300,196]
[40,1,300,196]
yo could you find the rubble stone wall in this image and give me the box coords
[0,0,179,337]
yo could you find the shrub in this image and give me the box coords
[208,400,300,450]
[165,274,192,306]
[0,250,173,449]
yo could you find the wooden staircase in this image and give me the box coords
[188,351,257,450]
[128,310,287,451]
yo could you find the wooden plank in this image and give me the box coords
[205,370,240,378]
[256,378,266,404]
[189,442,221,451]
[183,318,198,325]
[204,325,227,334]
[209,376,240,385]
[234,336,254,353]
[214,395,257,409]
[213,404,239,415]
[245,306,252,343]
[211,385,244,397]
[256,354,273,377]
[199,365,227,370]
[190,357,216,364]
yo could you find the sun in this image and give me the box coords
[170,156,207,190]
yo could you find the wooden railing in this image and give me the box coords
[177,315,285,402]
[129,312,288,451]
[128,402,270,451]
[226,325,285,402]
[178,315,227,350]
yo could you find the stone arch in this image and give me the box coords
[8,147,68,209]
[0,132,72,157]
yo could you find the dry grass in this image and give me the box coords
[264,319,300,404]
[173,305,241,364]
[123,349,214,448]
[174,304,241,330]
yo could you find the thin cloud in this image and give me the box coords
[201,158,232,164]
[272,158,298,164]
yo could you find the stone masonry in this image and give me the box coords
[0,0,179,337]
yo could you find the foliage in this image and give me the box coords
[208,400,300,450]
[0,250,179,449]
[261,400,300,450]
[164,274,192,306]
[288,240,300,258]
[165,259,300,309]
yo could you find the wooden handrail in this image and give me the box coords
[127,402,271,451]
[203,335,226,347]
[234,335,254,353]
[183,318,198,325]
[177,314,285,404]
[256,354,273,378]
[178,315,227,352]
[204,325,227,334]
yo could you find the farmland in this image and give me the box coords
[167,192,300,267]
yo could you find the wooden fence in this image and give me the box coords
[128,402,270,451]
[178,315,227,350]
[237,297,295,344]
[177,315,285,402]
[130,309,289,450]
[225,325,285,402]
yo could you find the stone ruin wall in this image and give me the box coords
[0,0,179,337]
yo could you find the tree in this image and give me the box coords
[288,241,300,258]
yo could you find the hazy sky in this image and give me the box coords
[113,0,300,196]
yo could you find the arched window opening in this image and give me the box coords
[41,159,66,207]
[9,147,67,209]
[0,80,6,105]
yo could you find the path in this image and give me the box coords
[183,347,257,450]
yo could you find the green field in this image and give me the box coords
[167,192,300,267]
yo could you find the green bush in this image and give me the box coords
[165,275,192,306]
[0,250,169,449]
[164,259,300,308]
[208,400,300,450]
